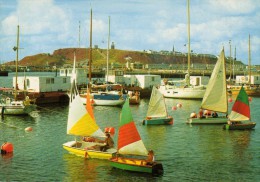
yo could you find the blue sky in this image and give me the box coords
[0,0,260,65]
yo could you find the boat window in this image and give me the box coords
[46,78,51,84]
[63,78,67,83]
[151,77,155,81]
[51,78,54,84]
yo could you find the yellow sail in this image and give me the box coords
[67,53,105,137]
[201,48,228,113]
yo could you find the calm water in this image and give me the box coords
[0,73,260,181]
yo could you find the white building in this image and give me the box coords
[59,68,87,85]
[14,76,71,92]
[123,74,161,89]
[235,75,260,85]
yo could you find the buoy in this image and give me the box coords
[248,97,252,102]
[172,106,177,110]
[25,127,33,132]
[91,99,95,104]
[104,127,115,135]
[228,98,232,102]
[177,103,182,108]
[1,142,14,154]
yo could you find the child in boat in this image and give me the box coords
[198,109,205,118]
[146,150,155,165]
[100,132,114,152]
[212,112,218,118]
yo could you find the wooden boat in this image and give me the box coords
[223,86,256,130]
[110,99,163,175]
[187,48,228,124]
[0,25,36,115]
[63,49,117,159]
[143,86,173,125]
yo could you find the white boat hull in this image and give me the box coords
[187,116,228,124]
[0,102,36,115]
[159,86,206,99]
[93,99,125,106]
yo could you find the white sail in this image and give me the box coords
[146,86,167,117]
[201,48,227,113]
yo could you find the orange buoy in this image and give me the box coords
[248,97,252,102]
[177,103,182,108]
[104,127,115,135]
[1,142,14,154]
[172,106,177,110]
[25,127,33,132]
[91,99,95,104]
[228,98,232,102]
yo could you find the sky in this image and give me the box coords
[0,0,260,65]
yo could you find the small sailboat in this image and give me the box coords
[223,86,256,130]
[110,99,164,175]
[143,86,173,125]
[63,53,117,159]
[0,25,36,115]
[187,48,228,124]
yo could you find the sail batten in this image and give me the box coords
[147,86,167,117]
[201,49,227,113]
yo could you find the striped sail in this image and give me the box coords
[229,86,250,121]
[147,86,167,118]
[118,99,148,156]
[201,48,228,113]
[67,53,105,137]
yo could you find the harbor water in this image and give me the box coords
[0,73,260,181]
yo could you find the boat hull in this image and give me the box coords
[110,157,163,175]
[63,141,117,160]
[0,104,36,115]
[143,117,173,125]
[187,116,228,124]
[160,87,206,99]
[223,122,256,130]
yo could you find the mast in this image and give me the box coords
[229,40,232,82]
[248,34,251,84]
[14,25,20,101]
[187,0,190,86]
[233,46,236,80]
[106,16,110,83]
[78,21,81,48]
[88,9,92,91]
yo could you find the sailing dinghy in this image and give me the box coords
[143,86,173,125]
[110,98,164,175]
[223,86,256,130]
[187,48,228,124]
[63,53,117,160]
